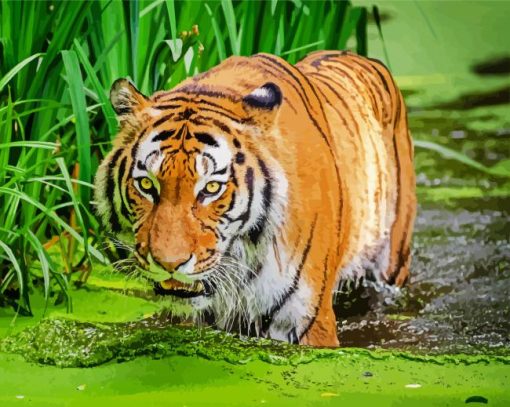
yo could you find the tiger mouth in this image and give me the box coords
[153,278,214,298]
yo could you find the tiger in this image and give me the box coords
[94,50,416,347]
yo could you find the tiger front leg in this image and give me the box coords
[297,253,341,347]
[265,270,340,347]
[299,296,339,347]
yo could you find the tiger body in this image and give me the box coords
[95,51,415,347]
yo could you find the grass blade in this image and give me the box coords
[414,140,510,178]
[0,52,43,93]
[25,230,52,305]
[73,40,118,137]
[165,0,177,49]
[123,0,140,82]
[0,187,107,263]
[372,5,391,69]
[62,50,92,207]
[205,3,226,61]
[221,0,240,55]
[0,240,31,315]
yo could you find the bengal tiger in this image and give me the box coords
[94,50,416,347]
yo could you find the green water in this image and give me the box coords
[1,292,509,405]
[1,349,508,406]
[1,348,509,406]
[1,1,510,405]
[1,283,509,406]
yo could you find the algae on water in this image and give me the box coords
[1,317,509,368]
[0,317,309,367]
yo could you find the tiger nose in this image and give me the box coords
[155,254,193,273]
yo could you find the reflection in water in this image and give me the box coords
[429,86,510,110]
[335,192,510,355]
[472,55,510,76]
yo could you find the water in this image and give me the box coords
[335,204,510,354]
[334,53,510,353]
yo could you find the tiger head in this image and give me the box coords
[94,78,286,300]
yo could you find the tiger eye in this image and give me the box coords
[140,177,153,191]
[204,181,221,194]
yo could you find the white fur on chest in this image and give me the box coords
[246,240,314,340]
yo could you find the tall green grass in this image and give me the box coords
[0,96,105,314]
[0,0,369,313]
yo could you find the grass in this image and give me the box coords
[0,0,369,314]
[0,97,105,315]
[414,140,510,178]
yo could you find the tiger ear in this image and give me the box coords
[110,78,149,117]
[243,82,282,111]
[242,83,282,130]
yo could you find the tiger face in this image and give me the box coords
[95,78,284,299]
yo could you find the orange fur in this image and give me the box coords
[95,51,416,347]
